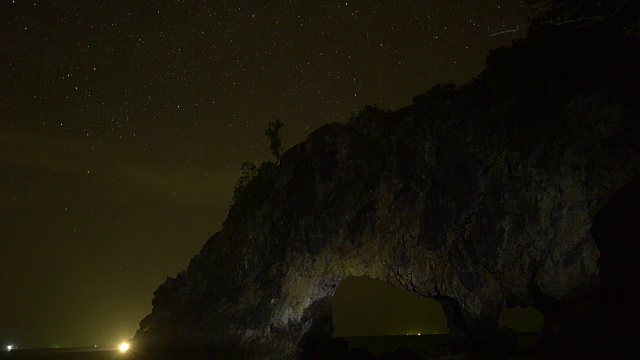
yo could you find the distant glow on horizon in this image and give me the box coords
[406,331,429,336]
[7,345,13,351]
[119,342,129,352]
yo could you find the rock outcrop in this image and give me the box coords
[133,24,639,358]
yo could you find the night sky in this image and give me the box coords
[1,0,526,348]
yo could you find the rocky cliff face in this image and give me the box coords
[132,25,639,358]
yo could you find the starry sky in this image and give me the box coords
[1,0,527,348]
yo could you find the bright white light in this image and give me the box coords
[119,342,129,352]
[7,345,13,351]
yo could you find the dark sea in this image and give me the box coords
[343,332,542,354]
[0,333,545,359]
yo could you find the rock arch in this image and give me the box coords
[133,116,636,358]
[132,30,639,358]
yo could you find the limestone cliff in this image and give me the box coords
[132,24,639,358]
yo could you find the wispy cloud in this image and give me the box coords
[113,161,237,205]
[0,128,239,207]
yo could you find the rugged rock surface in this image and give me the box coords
[132,24,639,358]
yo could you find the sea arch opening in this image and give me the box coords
[331,275,448,337]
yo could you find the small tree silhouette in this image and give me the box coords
[265,119,284,164]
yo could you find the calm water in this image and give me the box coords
[0,333,543,359]
[0,347,127,359]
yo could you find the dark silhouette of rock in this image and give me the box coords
[299,336,349,360]
[378,346,420,360]
[132,20,639,359]
[349,347,377,360]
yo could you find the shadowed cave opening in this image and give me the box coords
[583,175,639,348]
[331,276,449,337]
[529,175,639,355]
